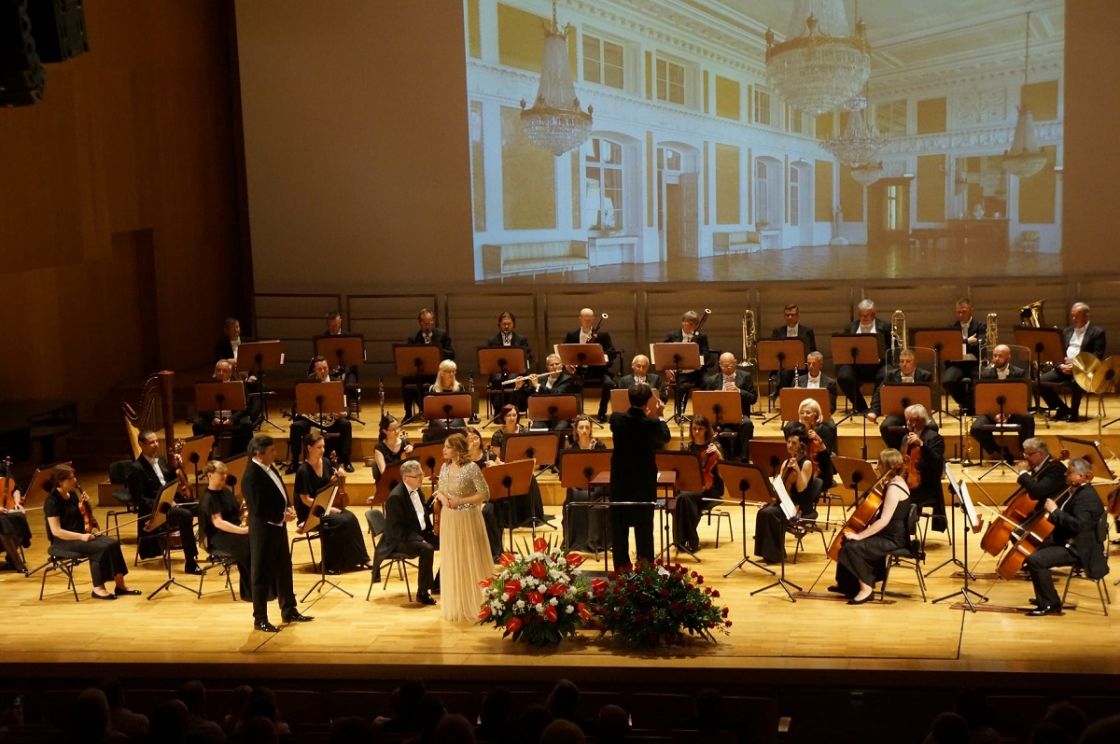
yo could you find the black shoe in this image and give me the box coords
[343,462,354,473]
[826,585,846,594]
[417,592,436,606]
[184,563,205,576]
[802,509,818,521]
[371,571,381,583]
[597,414,608,424]
[1028,597,1040,606]
[848,593,874,605]
[114,587,142,596]
[931,515,948,533]
[91,591,117,601]
[282,612,314,623]
[255,620,280,633]
[1026,604,1062,617]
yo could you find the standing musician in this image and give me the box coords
[286,356,354,473]
[0,458,31,572]
[1015,438,1068,503]
[44,464,139,600]
[901,404,947,532]
[609,383,670,570]
[402,308,455,422]
[617,354,663,400]
[243,435,313,632]
[127,429,202,573]
[193,359,254,455]
[702,352,757,461]
[836,299,892,413]
[794,351,839,415]
[942,298,986,413]
[1023,458,1108,616]
[769,304,817,396]
[754,425,823,564]
[215,317,243,364]
[486,311,534,412]
[663,310,712,414]
[785,397,837,491]
[564,307,617,422]
[198,460,251,602]
[829,448,911,604]
[866,349,934,450]
[294,431,371,574]
[373,460,438,606]
[672,415,723,554]
[969,344,1035,462]
[1039,302,1107,422]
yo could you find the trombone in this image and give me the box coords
[740,310,757,368]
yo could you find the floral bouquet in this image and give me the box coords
[590,560,730,647]
[478,536,592,646]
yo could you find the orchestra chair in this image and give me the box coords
[699,499,733,548]
[104,459,139,542]
[366,508,418,602]
[195,518,238,601]
[879,502,927,602]
[37,546,90,602]
[1060,513,1111,616]
[290,525,321,571]
[790,519,829,564]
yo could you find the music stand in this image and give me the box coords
[558,449,613,563]
[778,388,831,424]
[300,479,353,601]
[974,380,1029,479]
[748,440,788,476]
[757,339,806,419]
[692,390,743,429]
[880,383,934,420]
[478,346,527,423]
[830,334,881,424]
[1012,327,1065,414]
[294,380,346,438]
[422,393,471,430]
[526,394,580,431]
[146,480,201,600]
[177,435,215,497]
[832,455,879,514]
[21,460,72,509]
[610,388,661,418]
[651,342,703,423]
[914,329,971,423]
[715,462,776,578]
[237,340,285,431]
[394,344,443,424]
[368,462,404,509]
[749,474,804,601]
[654,451,705,562]
[1058,436,1118,480]
[482,459,536,551]
[932,463,987,611]
[502,431,562,473]
[410,442,445,481]
[315,334,367,424]
[195,381,247,425]
[223,453,249,501]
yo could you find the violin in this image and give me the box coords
[806,430,826,476]
[781,457,801,495]
[827,469,891,561]
[700,443,721,490]
[0,456,18,511]
[327,451,350,509]
[76,484,100,536]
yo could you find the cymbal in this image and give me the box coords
[1072,353,1115,394]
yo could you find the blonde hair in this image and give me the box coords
[204,460,229,475]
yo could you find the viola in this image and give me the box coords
[327,451,351,509]
[171,440,197,502]
[0,456,17,511]
[700,444,720,490]
[827,470,890,561]
[781,457,801,495]
[76,484,100,535]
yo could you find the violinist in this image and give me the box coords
[374,460,438,606]
[785,397,837,490]
[372,414,413,481]
[754,425,822,564]
[286,356,354,473]
[44,464,138,600]
[673,415,724,554]
[1015,438,1067,504]
[902,404,947,532]
[294,431,371,574]
[0,458,31,572]
[561,415,608,553]
[563,307,617,422]
[1024,458,1108,616]
[702,352,756,461]
[829,449,911,604]
[127,429,202,573]
[198,460,252,601]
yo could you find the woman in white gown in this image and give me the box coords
[434,433,494,621]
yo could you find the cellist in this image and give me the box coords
[1015,438,1068,504]
[1024,458,1108,616]
[902,404,947,532]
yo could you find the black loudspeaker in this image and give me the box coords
[27,0,88,63]
[0,0,46,107]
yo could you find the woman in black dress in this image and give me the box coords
[487,404,525,460]
[754,425,823,564]
[784,397,837,495]
[469,427,505,559]
[672,415,724,553]
[488,404,546,529]
[198,460,252,601]
[0,458,31,572]
[373,413,413,481]
[294,431,371,574]
[562,414,607,552]
[43,464,138,600]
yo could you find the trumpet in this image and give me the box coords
[589,313,608,342]
[890,310,908,351]
[741,310,757,368]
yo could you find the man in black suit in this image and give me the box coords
[127,429,202,572]
[320,310,361,413]
[702,352,756,461]
[286,356,353,473]
[523,353,578,430]
[243,435,312,632]
[1024,457,1109,616]
[373,460,437,606]
[770,303,817,395]
[1015,438,1068,505]
[866,349,934,449]
[403,308,456,421]
[942,298,986,412]
[608,383,670,570]
[1040,302,1107,422]
[485,310,533,412]
[902,404,947,531]
[617,354,663,395]
[193,360,255,454]
[663,310,711,416]
[969,344,1035,461]
[214,317,243,364]
[835,299,892,413]
[563,307,617,421]
[793,351,839,415]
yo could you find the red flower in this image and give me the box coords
[504,616,522,636]
[528,590,544,606]
[711,589,720,598]
[529,561,548,580]
[721,607,730,617]
[577,602,590,621]
[478,606,492,621]
[498,552,517,567]
[533,536,548,553]
[504,579,522,596]
[547,582,567,596]
[591,578,609,595]
[544,605,558,623]
[725,620,732,628]
[565,552,584,567]
[479,577,493,589]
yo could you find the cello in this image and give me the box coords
[978,449,1069,557]
[827,469,892,561]
[994,483,1075,581]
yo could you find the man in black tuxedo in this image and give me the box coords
[866,349,934,449]
[902,404,947,532]
[485,310,534,412]
[663,310,711,416]
[243,435,312,632]
[969,344,1035,461]
[702,352,756,461]
[941,298,986,412]
[523,353,578,430]
[373,460,438,605]
[320,310,361,413]
[403,308,456,421]
[608,384,670,570]
[1040,302,1107,422]
[127,429,202,572]
[770,303,817,395]
[617,354,663,406]
[794,351,839,415]
[193,360,255,454]
[214,317,242,364]
[1024,458,1109,616]
[563,307,617,421]
[286,356,353,473]
[835,299,892,413]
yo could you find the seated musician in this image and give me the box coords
[1023,457,1109,616]
[373,414,413,481]
[794,351,838,415]
[836,299,891,413]
[829,448,911,604]
[286,355,354,473]
[468,427,505,560]
[486,405,548,533]
[562,415,608,554]
[663,310,711,414]
[901,404,947,532]
[521,353,578,431]
[45,464,139,600]
[754,425,823,564]
[563,308,617,422]
[0,458,31,572]
[942,298,986,413]
[423,359,468,440]
[969,344,1035,462]
[866,349,933,450]
[1039,302,1106,422]
[769,304,817,397]
[215,316,242,364]
[127,429,202,574]
[617,354,663,402]
[193,360,254,454]
[198,460,251,601]
[294,431,371,574]
[373,460,438,606]
[1015,438,1067,504]
[321,310,361,414]
[702,352,756,461]
[673,415,724,554]
[784,397,837,491]
[402,308,455,421]
[486,311,534,412]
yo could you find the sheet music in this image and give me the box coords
[770,475,797,521]
[945,463,980,531]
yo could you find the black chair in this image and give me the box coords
[366,509,417,601]
[1061,513,1111,615]
[195,515,238,601]
[880,501,927,602]
[105,459,138,541]
[699,498,733,547]
[37,545,91,602]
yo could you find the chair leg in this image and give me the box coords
[1097,579,1110,616]
[1061,571,1073,607]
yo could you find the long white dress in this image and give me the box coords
[438,461,494,621]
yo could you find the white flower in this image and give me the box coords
[565,605,575,614]
[515,599,526,609]
[549,598,559,606]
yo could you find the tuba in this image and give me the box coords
[890,310,908,351]
[1019,300,1046,328]
[740,310,757,368]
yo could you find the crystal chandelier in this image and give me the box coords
[824,104,885,166]
[765,0,871,116]
[520,0,592,156]
[850,161,883,186]
[1002,12,1046,179]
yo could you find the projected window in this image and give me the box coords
[786,104,803,134]
[789,166,800,225]
[876,100,907,136]
[583,34,624,89]
[587,137,625,231]
[655,57,685,105]
[754,157,782,227]
[754,89,771,126]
